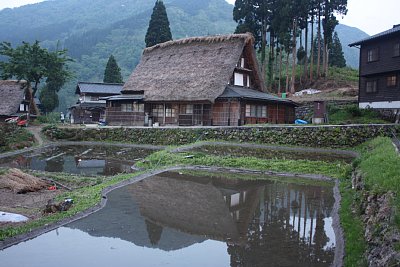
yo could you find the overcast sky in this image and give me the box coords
[0,0,398,36]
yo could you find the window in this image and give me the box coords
[90,96,99,101]
[165,104,176,117]
[236,57,245,68]
[133,103,144,112]
[121,103,144,112]
[367,48,379,62]
[234,72,244,86]
[179,104,193,114]
[245,104,267,118]
[152,104,164,118]
[394,43,400,57]
[366,80,378,93]
[19,104,25,111]
[121,103,132,112]
[387,75,397,87]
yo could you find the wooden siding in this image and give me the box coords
[359,35,400,76]
[105,107,145,126]
[358,32,400,104]
[359,73,400,103]
[212,100,240,126]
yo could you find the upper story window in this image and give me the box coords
[90,96,99,101]
[236,57,245,68]
[234,72,250,87]
[366,80,378,93]
[394,43,400,57]
[387,75,397,87]
[367,48,379,62]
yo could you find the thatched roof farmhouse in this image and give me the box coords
[106,33,297,126]
[0,80,38,120]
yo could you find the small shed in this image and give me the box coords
[312,101,326,124]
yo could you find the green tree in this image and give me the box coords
[145,0,172,48]
[329,31,346,68]
[0,41,73,97]
[39,85,59,112]
[103,55,123,83]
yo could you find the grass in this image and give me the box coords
[355,137,400,225]
[328,104,387,124]
[339,176,368,267]
[328,66,359,84]
[0,124,35,152]
[338,137,400,266]
[0,172,139,241]
[137,150,350,179]
[35,112,62,124]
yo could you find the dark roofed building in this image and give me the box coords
[0,80,38,121]
[350,24,400,121]
[106,33,297,126]
[70,82,123,124]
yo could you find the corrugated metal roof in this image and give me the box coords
[76,82,123,95]
[349,25,400,46]
[218,86,298,106]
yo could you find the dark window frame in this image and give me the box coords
[367,48,379,62]
[394,42,400,57]
[387,75,397,87]
[245,104,267,118]
[366,80,378,93]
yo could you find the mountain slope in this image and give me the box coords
[335,24,369,68]
[0,0,367,111]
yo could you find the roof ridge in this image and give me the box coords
[78,81,124,86]
[144,33,254,54]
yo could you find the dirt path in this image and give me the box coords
[27,125,47,146]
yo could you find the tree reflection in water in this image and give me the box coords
[227,183,335,267]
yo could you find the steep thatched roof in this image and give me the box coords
[0,80,29,116]
[123,33,264,102]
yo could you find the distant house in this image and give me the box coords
[70,82,123,124]
[349,24,400,118]
[105,33,297,126]
[0,80,39,121]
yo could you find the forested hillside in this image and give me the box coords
[0,0,368,111]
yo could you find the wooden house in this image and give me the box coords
[105,33,297,126]
[350,25,400,116]
[70,82,123,124]
[0,80,38,121]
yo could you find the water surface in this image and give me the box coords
[0,171,336,267]
[0,145,156,176]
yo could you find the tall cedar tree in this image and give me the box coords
[145,0,172,48]
[329,32,346,67]
[103,55,123,83]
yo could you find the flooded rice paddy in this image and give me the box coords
[1,170,337,267]
[0,145,157,176]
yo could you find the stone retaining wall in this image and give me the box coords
[352,170,400,266]
[43,124,400,148]
[295,100,357,120]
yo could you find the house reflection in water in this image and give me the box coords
[68,171,335,266]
